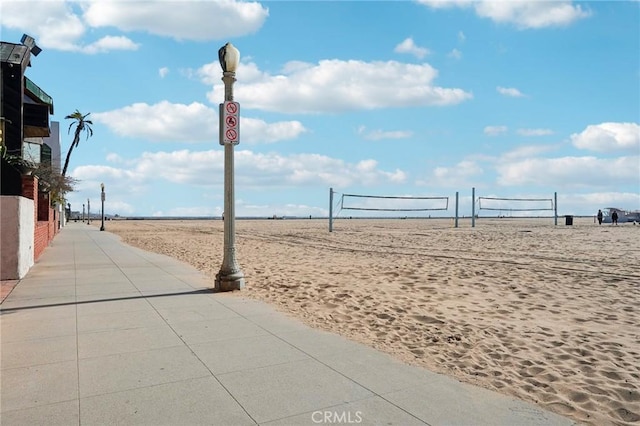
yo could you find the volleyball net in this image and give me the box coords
[329,188,452,231]
[477,196,554,212]
[328,188,560,231]
[471,189,559,227]
[341,193,449,212]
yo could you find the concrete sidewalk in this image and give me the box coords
[1,222,575,425]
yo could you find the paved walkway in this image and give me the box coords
[0,222,575,425]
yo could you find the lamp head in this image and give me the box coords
[101,183,104,190]
[218,42,240,73]
[21,33,41,56]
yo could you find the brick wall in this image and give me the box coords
[22,175,59,261]
[34,221,49,260]
[22,175,37,200]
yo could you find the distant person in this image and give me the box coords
[597,209,603,225]
[611,210,618,225]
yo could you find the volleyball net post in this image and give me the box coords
[472,187,476,228]
[329,187,334,232]
[455,191,459,228]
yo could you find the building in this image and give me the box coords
[1,35,61,280]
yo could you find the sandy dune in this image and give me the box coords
[104,217,640,426]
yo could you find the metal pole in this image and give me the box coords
[554,192,558,226]
[82,204,85,223]
[471,187,476,228]
[215,69,245,291]
[455,191,459,228]
[329,187,334,232]
[100,183,105,231]
[87,199,90,224]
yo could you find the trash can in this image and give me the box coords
[565,215,573,226]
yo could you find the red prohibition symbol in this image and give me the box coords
[226,116,237,127]
[225,102,238,114]
[226,129,238,140]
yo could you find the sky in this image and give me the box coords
[2,0,639,218]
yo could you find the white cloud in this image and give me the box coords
[82,0,269,41]
[82,36,139,54]
[203,59,472,113]
[1,0,268,52]
[570,122,640,153]
[73,149,408,191]
[197,62,268,86]
[394,37,430,59]
[517,128,554,136]
[152,206,216,218]
[419,1,591,29]
[241,152,407,188]
[105,153,124,163]
[502,144,556,160]
[448,49,462,60]
[458,31,466,43]
[159,67,169,78]
[419,1,474,9]
[496,156,640,188]
[93,102,216,143]
[74,164,139,182]
[562,192,640,214]
[101,200,136,216]
[241,118,307,144]
[71,164,146,211]
[484,125,508,136]
[497,86,525,97]
[357,126,413,141]
[93,101,307,144]
[425,160,483,188]
[475,1,591,29]
[0,1,86,51]
[153,201,329,219]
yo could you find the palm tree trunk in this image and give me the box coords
[61,127,82,177]
[61,144,75,177]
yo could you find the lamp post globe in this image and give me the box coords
[215,42,245,292]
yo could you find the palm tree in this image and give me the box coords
[61,110,93,177]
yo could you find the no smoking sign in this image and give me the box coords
[219,101,240,145]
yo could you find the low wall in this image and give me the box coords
[1,196,35,280]
[1,175,61,280]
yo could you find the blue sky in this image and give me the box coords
[2,0,639,218]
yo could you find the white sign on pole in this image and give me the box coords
[220,101,240,145]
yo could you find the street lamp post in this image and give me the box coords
[82,203,85,223]
[87,198,90,224]
[100,183,105,231]
[215,42,245,292]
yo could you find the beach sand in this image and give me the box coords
[104,217,639,426]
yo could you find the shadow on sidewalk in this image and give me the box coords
[0,288,216,314]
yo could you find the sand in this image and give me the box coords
[103,217,639,426]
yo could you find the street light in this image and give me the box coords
[215,42,245,292]
[100,183,105,231]
[87,198,90,224]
